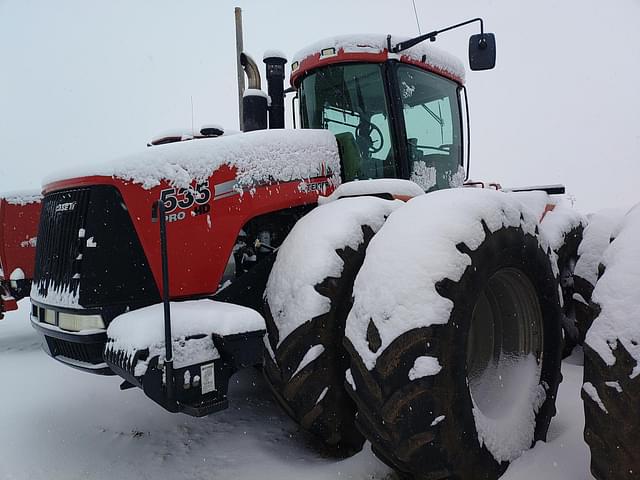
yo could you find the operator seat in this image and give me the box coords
[335,132,362,181]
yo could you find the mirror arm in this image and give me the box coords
[391,17,486,53]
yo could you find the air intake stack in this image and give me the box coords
[240,52,268,132]
[263,51,287,129]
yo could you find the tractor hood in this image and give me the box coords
[43,129,341,193]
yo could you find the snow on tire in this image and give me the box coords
[583,204,640,480]
[573,208,625,344]
[540,202,587,357]
[263,196,401,455]
[344,188,563,479]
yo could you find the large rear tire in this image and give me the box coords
[582,206,640,480]
[263,196,399,455]
[345,190,563,479]
[555,225,584,357]
[573,209,624,344]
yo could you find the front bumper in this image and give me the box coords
[30,311,113,375]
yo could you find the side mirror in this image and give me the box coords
[468,33,496,71]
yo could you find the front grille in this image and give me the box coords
[33,185,160,312]
[34,188,90,301]
[49,337,105,365]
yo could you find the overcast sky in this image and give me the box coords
[1,0,639,213]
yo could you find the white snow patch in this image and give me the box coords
[30,282,80,308]
[19,237,37,248]
[510,191,552,221]
[263,335,276,362]
[408,356,442,380]
[265,196,401,347]
[318,179,424,205]
[44,129,340,192]
[586,204,640,376]
[539,201,587,251]
[293,34,466,82]
[315,386,329,405]
[409,161,437,191]
[430,415,445,426]
[471,355,546,463]
[263,49,287,61]
[582,382,608,413]
[445,164,466,188]
[605,381,622,393]
[346,188,544,370]
[0,189,42,205]
[107,300,265,374]
[574,208,626,286]
[9,268,25,281]
[573,292,587,306]
[291,344,325,378]
[345,368,356,391]
[243,88,268,99]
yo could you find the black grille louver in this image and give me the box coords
[49,337,105,365]
[34,185,160,313]
[34,188,90,301]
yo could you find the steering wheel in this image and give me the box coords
[356,120,384,154]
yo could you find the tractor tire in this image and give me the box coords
[555,225,584,358]
[344,189,563,480]
[573,209,624,344]
[537,202,585,357]
[582,206,640,480]
[263,196,400,456]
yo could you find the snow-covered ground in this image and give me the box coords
[0,300,593,480]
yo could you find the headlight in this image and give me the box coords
[43,309,56,325]
[58,312,105,331]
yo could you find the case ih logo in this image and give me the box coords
[55,202,77,213]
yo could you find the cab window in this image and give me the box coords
[299,64,396,181]
[396,65,463,191]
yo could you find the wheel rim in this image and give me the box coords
[466,267,544,419]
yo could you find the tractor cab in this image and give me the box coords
[289,26,495,192]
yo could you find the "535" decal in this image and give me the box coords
[159,181,211,213]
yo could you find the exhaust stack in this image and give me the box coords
[263,51,287,129]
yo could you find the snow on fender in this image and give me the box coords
[582,203,640,480]
[344,188,563,480]
[263,195,401,454]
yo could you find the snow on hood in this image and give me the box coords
[586,203,640,378]
[0,189,42,205]
[292,34,465,83]
[43,129,341,190]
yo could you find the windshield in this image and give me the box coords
[299,64,396,181]
[396,64,463,191]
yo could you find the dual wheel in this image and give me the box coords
[263,190,564,479]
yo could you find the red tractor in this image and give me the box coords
[29,18,589,480]
[0,191,41,319]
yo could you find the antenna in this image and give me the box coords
[190,95,195,136]
[411,0,422,34]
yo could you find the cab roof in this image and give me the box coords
[290,34,466,87]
